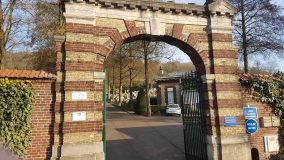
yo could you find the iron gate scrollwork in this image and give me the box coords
[180,72,208,160]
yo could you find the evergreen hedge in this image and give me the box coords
[151,105,167,114]
[134,88,147,115]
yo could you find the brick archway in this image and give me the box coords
[53,0,249,159]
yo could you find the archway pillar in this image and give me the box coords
[52,34,105,159]
[202,74,251,160]
[203,16,251,158]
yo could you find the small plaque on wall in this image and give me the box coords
[72,111,86,121]
[72,92,88,100]
[243,107,258,119]
[224,116,237,127]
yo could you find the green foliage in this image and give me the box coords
[151,105,166,114]
[134,89,147,115]
[0,78,35,158]
[114,102,131,112]
[245,72,284,116]
[150,97,157,105]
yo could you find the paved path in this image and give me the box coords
[106,104,185,160]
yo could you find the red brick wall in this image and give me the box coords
[25,79,55,160]
[156,83,162,105]
[156,79,179,105]
[241,86,279,160]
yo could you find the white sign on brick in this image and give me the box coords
[72,111,87,121]
[72,92,88,100]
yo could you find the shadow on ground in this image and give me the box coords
[106,105,185,160]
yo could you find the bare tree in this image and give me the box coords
[104,54,120,102]
[106,46,131,105]
[4,51,33,70]
[28,0,65,71]
[123,42,143,110]
[0,0,23,69]
[134,41,169,117]
[228,0,284,73]
[0,0,64,70]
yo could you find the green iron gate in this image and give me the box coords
[180,72,208,160]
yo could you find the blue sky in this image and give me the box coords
[172,0,284,72]
[174,0,284,6]
[174,0,204,4]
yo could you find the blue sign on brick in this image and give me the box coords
[243,107,258,119]
[245,119,258,134]
[224,116,237,127]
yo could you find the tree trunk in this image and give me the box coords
[112,67,115,102]
[119,84,122,105]
[119,54,122,105]
[0,43,5,69]
[107,79,111,100]
[129,70,133,111]
[241,0,248,73]
[106,70,111,100]
[144,51,151,117]
[0,1,4,69]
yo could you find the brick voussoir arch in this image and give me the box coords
[124,20,139,37]
[123,20,150,38]
[172,24,184,39]
[159,34,207,73]
[66,22,155,57]
[93,27,124,46]
[137,27,147,34]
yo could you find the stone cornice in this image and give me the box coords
[62,0,237,18]
[63,0,229,16]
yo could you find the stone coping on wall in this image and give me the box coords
[0,69,56,79]
[239,73,277,83]
[155,73,278,83]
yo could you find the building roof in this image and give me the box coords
[155,72,192,81]
[0,69,56,79]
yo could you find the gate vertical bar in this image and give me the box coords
[103,69,107,160]
[180,72,208,160]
